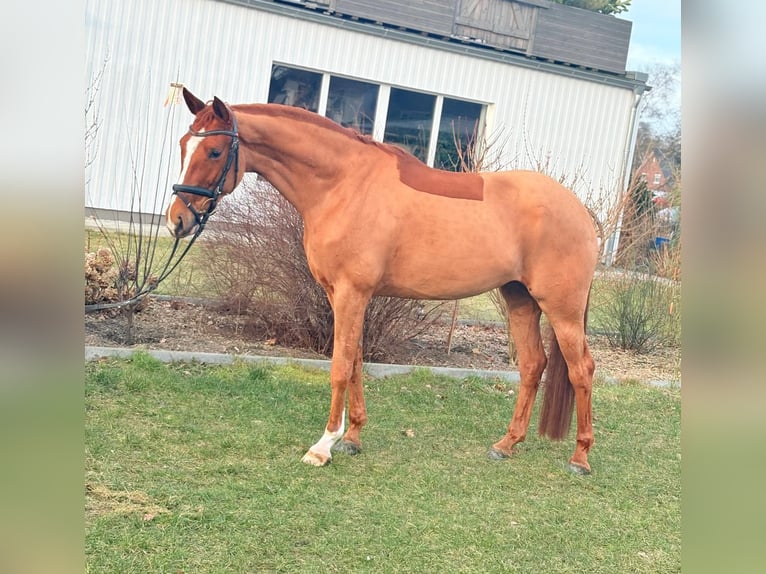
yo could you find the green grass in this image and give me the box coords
[85,227,213,297]
[452,294,504,323]
[86,354,680,573]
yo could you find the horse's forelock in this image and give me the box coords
[191,106,230,133]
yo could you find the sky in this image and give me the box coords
[621,0,681,70]
[618,0,681,132]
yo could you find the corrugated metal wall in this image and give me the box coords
[85,0,637,222]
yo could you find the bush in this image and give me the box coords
[597,270,680,353]
[84,247,138,305]
[200,179,446,361]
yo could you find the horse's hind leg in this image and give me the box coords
[489,282,547,459]
[546,317,595,474]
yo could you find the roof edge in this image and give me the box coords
[217,0,649,92]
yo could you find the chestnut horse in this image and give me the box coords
[166,88,598,474]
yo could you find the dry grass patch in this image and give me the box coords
[85,483,170,521]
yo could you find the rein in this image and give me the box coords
[85,104,240,313]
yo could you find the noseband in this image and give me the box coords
[171,105,239,230]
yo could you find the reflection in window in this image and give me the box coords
[435,98,484,171]
[326,77,378,135]
[383,88,436,162]
[266,63,487,168]
[267,65,321,112]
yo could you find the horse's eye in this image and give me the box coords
[208,149,222,159]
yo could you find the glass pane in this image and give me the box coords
[435,98,484,172]
[267,65,322,112]
[326,77,378,135]
[383,88,436,162]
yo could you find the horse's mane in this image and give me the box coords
[232,102,484,201]
[234,103,418,160]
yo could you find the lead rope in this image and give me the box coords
[84,227,204,312]
[85,105,239,312]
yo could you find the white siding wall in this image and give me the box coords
[86,0,636,222]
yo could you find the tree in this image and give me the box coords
[549,0,631,15]
[618,62,681,276]
[639,62,681,133]
[85,75,194,343]
[633,62,681,174]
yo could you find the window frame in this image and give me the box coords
[267,63,489,170]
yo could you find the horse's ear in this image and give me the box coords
[212,96,230,124]
[182,88,206,115]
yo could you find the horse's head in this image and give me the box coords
[166,88,243,238]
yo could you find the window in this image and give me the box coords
[267,64,486,170]
[326,76,378,135]
[383,88,436,163]
[653,173,662,185]
[268,65,321,112]
[435,98,484,171]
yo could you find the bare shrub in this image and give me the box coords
[86,74,184,310]
[588,151,682,350]
[199,178,447,361]
[84,244,152,343]
[598,271,680,353]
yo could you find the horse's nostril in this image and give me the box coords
[170,216,186,238]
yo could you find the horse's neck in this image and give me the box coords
[236,106,351,214]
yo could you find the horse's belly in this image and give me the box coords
[378,241,520,300]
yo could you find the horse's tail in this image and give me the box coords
[538,290,590,440]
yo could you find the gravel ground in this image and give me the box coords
[85,297,680,383]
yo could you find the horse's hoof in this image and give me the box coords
[332,440,361,456]
[487,447,511,461]
[301,450,331,467]
[567,462,591,475]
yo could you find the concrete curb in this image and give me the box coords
[85,346,521,383]
[85,346,679,388]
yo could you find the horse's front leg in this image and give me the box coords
[333,341,365,455]
[302,286,369,466]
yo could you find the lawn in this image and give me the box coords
[86,354,680,573]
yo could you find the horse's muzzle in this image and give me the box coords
[165,197,198,238]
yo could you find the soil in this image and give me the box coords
[85,297,681,383]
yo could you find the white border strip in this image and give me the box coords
[85,346,521,382]
[85,346,679,388]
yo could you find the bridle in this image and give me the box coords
[85,102,242,312]
[171,104,240,231]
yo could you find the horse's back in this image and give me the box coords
[371,169,597,300]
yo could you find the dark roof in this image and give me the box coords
[227,0,643,79]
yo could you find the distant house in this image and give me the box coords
[635,147,676,207]
[617,146,679,264]
[86,0,649,260]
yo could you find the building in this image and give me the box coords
[85,0,649,257]
[635,147,676,206]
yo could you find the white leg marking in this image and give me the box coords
[302,410,345,466]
